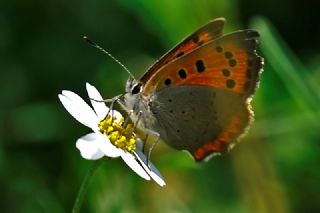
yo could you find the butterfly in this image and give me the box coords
[123,18,263,161]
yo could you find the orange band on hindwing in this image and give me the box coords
[193,115,241,161]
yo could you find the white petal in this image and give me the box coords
[76,133,104,160]
[96,133,123,158]
[121,153,150,180]
[59,91,99,130]
[86,83,109,120]
[134,149,166,186]
[59,94,96,129]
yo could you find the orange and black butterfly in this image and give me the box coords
[124,18,263,161]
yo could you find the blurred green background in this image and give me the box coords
[1,0,320,212]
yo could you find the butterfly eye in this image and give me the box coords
[131,82,142,95]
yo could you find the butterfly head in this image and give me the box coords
[125,78,145,114]
[126,78,143,96]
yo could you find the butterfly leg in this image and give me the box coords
[90,94,123,122]
[115,96,132,113]
[141,128,160,167]
[142,132,150,153]
[121,110,133,128]
[91,92,131,114]
[147,134,160,167]
[90,94,123,103]
[131,110,142,132]
[123,110,143,142]
[127,110,150,157]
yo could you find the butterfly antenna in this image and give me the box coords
[83,36,136,80]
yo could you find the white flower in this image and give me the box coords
[58,83,165,186]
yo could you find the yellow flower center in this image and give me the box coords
[98,114,136,152]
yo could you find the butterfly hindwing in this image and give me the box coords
[149,85,251,161]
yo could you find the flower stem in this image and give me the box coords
[72,159,105,213]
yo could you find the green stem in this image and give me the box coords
[72,159,105,213]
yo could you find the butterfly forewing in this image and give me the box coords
[143,30,263,99]
[140,18,226,83]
